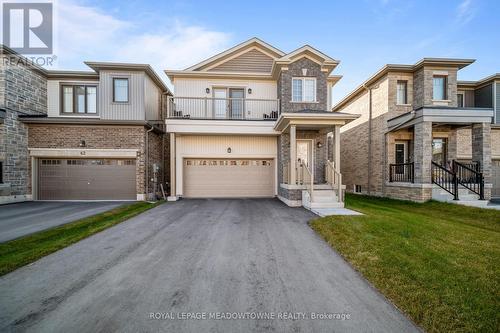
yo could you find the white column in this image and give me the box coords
[290,125,297,185]
[334,125,340,171]
[168,133,177,200]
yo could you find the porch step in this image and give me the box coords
[302,189,344,210]
[431,185,488,208]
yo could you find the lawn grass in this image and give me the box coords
[310,194,500,333]
[0,201,162,276]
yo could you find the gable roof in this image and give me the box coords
[185,37,285,71]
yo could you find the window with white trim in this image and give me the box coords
[292,77,316,102]
[396,80,408,104]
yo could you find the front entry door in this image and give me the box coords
[229,88,244,119]
[297,140,313,168]
[213,88,227,119]
[432,138,447,166]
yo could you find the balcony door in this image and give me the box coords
[213,88,227,119]
[395,141,408,175]
[229,88,244,119]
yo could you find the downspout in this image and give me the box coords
[145,124,154,200]
[363,84,373,195]
[161,91,170,194]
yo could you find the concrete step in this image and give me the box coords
[310,201,344,209]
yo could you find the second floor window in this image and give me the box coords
[61,85,97,114]
[292,78,316,102]
[457,93,464,107]
[396,80,408,104]
[113,78,129,103]
[433,76,447,100]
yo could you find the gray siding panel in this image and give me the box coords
[99,70,145,120]
[496,82,500,124]
[474,83,493,108]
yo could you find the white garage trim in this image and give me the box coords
[175,135,278,196]
[29,148,139,158]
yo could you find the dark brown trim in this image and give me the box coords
[60,83,98,115]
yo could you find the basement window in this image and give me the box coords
[354,185,362,193]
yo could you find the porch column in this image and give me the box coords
[471,123,491,184]
[169,133,176,199]
[413,121,432,184]
[290,125,297,185]
[334,125,340,171]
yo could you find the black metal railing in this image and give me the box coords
[432,161,458,200]
[389,162,414,183]
[453,161,484,200]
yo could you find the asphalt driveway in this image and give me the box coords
[0,201,128,242]
[0,199,419,332]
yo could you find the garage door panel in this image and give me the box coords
[39,159,136,200]
[184,159,274,198]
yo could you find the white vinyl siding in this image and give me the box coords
[173,78,277,100]
[433,76,447,100]
[396,80,407,104]
[292,77,316,102]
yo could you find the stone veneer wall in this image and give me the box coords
[0,54,47,200]
[27,124,165,198]
[277,58,328,112]
[413,66,458,109]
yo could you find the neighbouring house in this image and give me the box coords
[165,38,358,209]
[334,58,499,206]
[0,45,171,203]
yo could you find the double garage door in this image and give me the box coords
[183,158,274,198]
[38,158,136,200]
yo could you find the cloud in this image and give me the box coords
[53,0,231,85]
[455,0,476,25]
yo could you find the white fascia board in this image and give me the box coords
[165,119,281,135]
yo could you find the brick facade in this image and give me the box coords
[278,58,328,112]
[27,124,166,199]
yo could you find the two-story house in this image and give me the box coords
[1,45,171,203]
[165,38,358,211]
[334,59,499,206]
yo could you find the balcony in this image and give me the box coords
[167,96,280,120]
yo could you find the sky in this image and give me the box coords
[41,0,500,104]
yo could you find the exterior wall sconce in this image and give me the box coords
[206,88,210,94]
[247,88,252,94]
[316,141,323,149]
[227,147,232,153]
[79,140,86,147]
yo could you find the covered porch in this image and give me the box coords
[386,107,494,203]
[274,111,358,208]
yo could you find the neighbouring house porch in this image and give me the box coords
[274,111,358,209]
[385,107,494,204]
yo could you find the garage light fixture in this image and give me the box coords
[79,140,86,147]
[247,88,252,94]
[205,88,210,94]
[316,141,323,149]
[227,147,231,153]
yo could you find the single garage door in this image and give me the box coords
[492,160,500,198]
[38,159,136,200]
[183,158,274,198]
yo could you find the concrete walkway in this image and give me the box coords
[0,199,418,332]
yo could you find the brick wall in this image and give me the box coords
[413,66,458,109]
[278,58,328,112]
[27,124,165,197]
